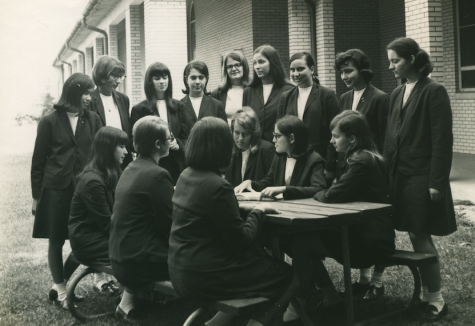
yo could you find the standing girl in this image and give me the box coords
[181,60,227,132]
[31,73,102,308]
[131,62,189,184]
[211,51,251,124]
[277,52,339,185]
[243,45,294,142]
[386,37,456,323]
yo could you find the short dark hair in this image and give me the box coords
[92,56,126,86]
[334,49,374,83]
[185,117,233,171]
[275,115,311,158]
[289,52,320,84]
[56,73,95,113]
[219,51,251,92]
[144,62,176,112]
[182,60,211,95]
[386,37,433,77]
[81,126,129,189]
[250,45,290,88]
[132,116,169,156]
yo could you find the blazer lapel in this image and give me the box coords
[289,157,305,186]
[303,84,319,118]
[183,96,198,121]
[75,112,87,140]
[257,85,265,106]
[265,84,279,104]
[402,82,421,111]
[356,84,372,112]
[198,96,210,119]
[112,91,127,131]
[58,110,76,143]
[244,151,258,176]
[93,89,106,125]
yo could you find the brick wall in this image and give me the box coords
[192,0,254,93]
[95,37,104,59]
[77,54,84,74]
[316,0,336,90]
[288,0,312,55]
[72,60,78,73]
[126,5,144,105]
[109,25,119,59]
[85,47,94,77]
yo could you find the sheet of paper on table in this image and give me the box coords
[235,192,284,201]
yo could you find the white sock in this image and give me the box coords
[205,311,234,326]
[359,268,372,284]
[370,272,384,288]
[421,285,429,302]
[425,291,445,312]
[94,273,107,288]
[55,282,67,301]
[119,291,136,314]
[283,298,306,322]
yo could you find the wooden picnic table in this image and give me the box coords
[239,198,393,326]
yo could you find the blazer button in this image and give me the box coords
[394,133,398,137]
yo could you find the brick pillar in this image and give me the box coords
[95,37,105,60]
[288,0,312,55]
[72,60,78,73]
[144,0,187,99]
[85,47,94,77]
[126,5,144,105]
[405,0,443,83]
[109,25,119,59]
[315,0,336,90]
[77,54,84,74]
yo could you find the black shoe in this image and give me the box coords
[49,289,85,302]
[419,303,448,324]
[363,285,385,300]
[94,283,115,296]
[108,280,120,292]
[116,305,142,323]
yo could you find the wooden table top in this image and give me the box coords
[239,198,393,227]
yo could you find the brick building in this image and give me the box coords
[54,0,474,153]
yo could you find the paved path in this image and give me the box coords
[450,153,475,202]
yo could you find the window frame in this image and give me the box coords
[189,2,196,61]
[456,0,475,91]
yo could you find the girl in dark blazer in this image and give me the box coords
[169,117,294,326]
[226,107,275,187]
[277,52,339,185]
[180,60,226,132]
[90,56,132,168]
[131,62,189,184]
[385,37,455,323]
[243,45,295,142]
[31,73,102,308]
[235,115,326,200]
[211,51,251,124]
[110,116,174,322]
[69,126,128,294]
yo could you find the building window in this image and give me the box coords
[457,0,475,91]
[190,3,196,61]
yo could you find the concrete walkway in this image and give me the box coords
[450,153,475,202]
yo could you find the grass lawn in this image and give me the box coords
[1,153,474,326]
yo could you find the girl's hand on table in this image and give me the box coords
[261,186,286,198]
[429,188,444,202]
[32,199,38,215]
[234,180,254,194]
[253,203,280,215]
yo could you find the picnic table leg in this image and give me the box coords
[271,233,283,260]
[183,307,206,326]
[341,225,355,326]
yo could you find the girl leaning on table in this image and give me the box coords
[68,126,128,295]
[282,110,395,324]
[169,117,296,326]
[31,73,102,308]
[384,37,456,323]
[211,51,251,125]
[131,62,189,184]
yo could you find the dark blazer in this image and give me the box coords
[69,169,113,263]
[277,84,339,172]
[180,95,227,131]
[211,87,246,109]
[315,151,395,243]
[385,77,453,190]
[339,83,389,152]
[109,156,174,263]
[168,167,266,272]
[31,107,102,199]
[130,99,189,184]
[251,151,326,200]
[89,89,132,167]
[226,139,275,188]
[243,83,295,142]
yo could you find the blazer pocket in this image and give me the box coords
[43,163,62,175]
[408,149,431,157]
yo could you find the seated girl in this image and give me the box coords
[169,117,295,326]
[69,126,128,294]
[109,116,174,322]
[283,110,395,323]
[226,107,275,188]
[235,115,326,200]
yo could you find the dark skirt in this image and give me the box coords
[389,170,456,236]
[71,236,110,266]
[111,260,169,292]
[169,252,292,302]
[32,182,75,240]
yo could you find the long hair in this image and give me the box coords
[334,49,374,83]
[386,37,433,77]
[218,51,251,92]
[56,73,95,114]
[250,45,291,88]
[80,126,129,190]
[275,115,312,159]
[143,62,176,113]
[182,60,211,95]
[229,107,262,165]
[289,52,320,85]
[330,110,382,164]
